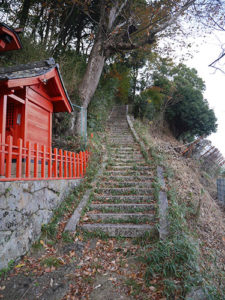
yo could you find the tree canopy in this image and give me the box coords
[0,0,224,135]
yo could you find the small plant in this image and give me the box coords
[62,232,74,243]
[40,256,61,268]
[125,278,142,296]
[32,240,44,250]
[0,260,14,279]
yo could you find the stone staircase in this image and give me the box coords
[79,106,157,237]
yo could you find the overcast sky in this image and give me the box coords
[185,32,225,158]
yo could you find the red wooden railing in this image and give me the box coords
[0,134,90,181]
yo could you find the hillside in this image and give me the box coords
[0,109,224,299]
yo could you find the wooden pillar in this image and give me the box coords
[0,95,7,175]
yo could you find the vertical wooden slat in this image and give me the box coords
[72,152,76,178]
[16,138,23,178]
[34,143,39,178]
[41,145,46,179]
[0,96,7,176]
[53,148,58,178]
[83,151,87,175]
[64,150,67,178]
[48,147,52,178]
[25,141,31,178]
[76,153,80,178]
[0,133,3,176]
[5,135,12,178]
[59,149,63,178]
[68,151,72,178]
[79,152,83,177]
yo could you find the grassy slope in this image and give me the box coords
[133,118,225,299]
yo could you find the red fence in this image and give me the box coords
[0,135,90,181]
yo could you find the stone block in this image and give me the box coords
[0,210,23,231]
[0,178,81,269]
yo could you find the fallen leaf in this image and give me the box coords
[15,263,25,268]
[94,284,101,289]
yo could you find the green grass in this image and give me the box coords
[125,278,142,296]
[131,118,225,299]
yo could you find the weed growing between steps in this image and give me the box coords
[132,118,225,299]
[40,133,103,244]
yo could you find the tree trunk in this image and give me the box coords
[19,0,31,27]
[74,34,105,135]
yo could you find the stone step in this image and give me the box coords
[111,147,136,150]
[89,203,155,212]
[87,212,155,222]
[100,181,152,188]
[107,165,152,170]
[103,170,154,176]
[94,187,153,195]
[111,160,145,164]
[109,132,131,135]
[79,223,153,237]
[111,150,140,154]
[108,162,147,166]
[93,195,154,203]
[101,175,154,181]
[110,153,140,157]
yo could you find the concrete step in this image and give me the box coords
[106,165,152,170]
[111,153,143,157]
[87,212,155,222]
[101,176,154,181]
[89,203,155,212]
[100,181,152,188]
[108,162,147,166]
[94,187,153,195]
[93,195,154,203]
[103,170,154,176]
[111,160,146,164]
[79,223,153,237]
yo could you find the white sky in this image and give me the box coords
[185,32,225,158]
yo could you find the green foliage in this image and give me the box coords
[136,58,217,140]
[0,260,14,278]
[166,96,217,141]
[0,36,50,67]
[40,257,61,268]
[87,75,118,132]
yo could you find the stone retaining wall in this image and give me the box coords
[0,179,81,269]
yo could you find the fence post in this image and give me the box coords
[76,153,80,178]
[48,147,52,178]
[59,149,63,178]
[0,133,4,176]
[79,151,83,177]
[64,150,68,178]
[53,148,58,178]
[34,143,39,178]
[6,135,13,178]
[41,145,46,179]
[72,152,76,178]
[68,151,72,178]
[26,141,31,178]
[83,151,87,175]
[16,138,23,178]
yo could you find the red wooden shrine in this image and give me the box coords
[0,58,90,181]
[0,22,22,52]
[0,58,73,148]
